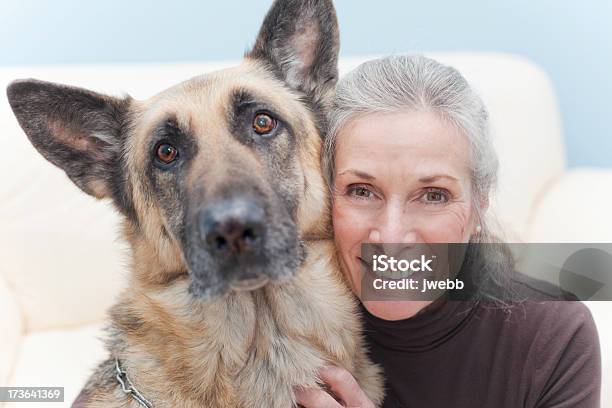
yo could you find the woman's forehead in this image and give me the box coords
[335,110,471,174]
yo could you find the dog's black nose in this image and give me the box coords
[200,197,265,258]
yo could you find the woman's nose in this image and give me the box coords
[368,228,419,243]
[367,202,420,243]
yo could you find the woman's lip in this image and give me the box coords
[357,256,371,268]
[358,255,428,280]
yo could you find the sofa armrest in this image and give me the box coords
[0,273,23,387]
[527,169,612,404]
[527,169,612,242]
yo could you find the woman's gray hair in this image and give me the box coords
[322,55,498,241]
[323,55,519,307]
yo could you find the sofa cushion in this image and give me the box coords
[528,169,612,242]
[0,273,22,387]
[4,323,106,408]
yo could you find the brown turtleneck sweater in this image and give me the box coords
[359,283,601,407]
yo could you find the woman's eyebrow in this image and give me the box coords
[337,169,376,180]
[418,174,459,183]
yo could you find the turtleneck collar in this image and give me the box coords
[358,293,479,353]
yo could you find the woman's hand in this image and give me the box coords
[295,365,375,408]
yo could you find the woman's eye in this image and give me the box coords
[348,185,375,200]
[253,112,277,135]
[155,142,179,164]
[421,188,449,204]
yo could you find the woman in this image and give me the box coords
[295,56,601,407]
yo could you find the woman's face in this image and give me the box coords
[332,110,482,320]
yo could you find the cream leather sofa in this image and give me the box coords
[1,54,610,407]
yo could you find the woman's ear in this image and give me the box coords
[480,196,490,212]
[471,195,489,236]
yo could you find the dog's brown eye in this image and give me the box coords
[156,143,178,164]
[253,113,276,135]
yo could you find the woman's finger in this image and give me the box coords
[318,365,375,408]
[295,386,342,408]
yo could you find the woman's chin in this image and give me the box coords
[362,300,433,321]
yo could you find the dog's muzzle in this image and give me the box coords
[197,194,269,290]
[199,195,265,258]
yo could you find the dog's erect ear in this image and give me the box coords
[6,79,131,199]
[247,0,340,110]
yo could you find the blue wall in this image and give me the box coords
[1,0,610,167]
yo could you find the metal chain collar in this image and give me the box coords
[115,358,153,408]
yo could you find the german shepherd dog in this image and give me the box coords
[7,0,383,407]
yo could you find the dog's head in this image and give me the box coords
[6,0,339,299]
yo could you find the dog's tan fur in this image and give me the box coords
[78,60,383,408]
[77,60,381,408]
[85,240,382,407]
[7,1,385,406]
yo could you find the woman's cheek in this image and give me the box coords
[332,198,367,293]
[333,198,361,242]
[418,203,472,243]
